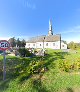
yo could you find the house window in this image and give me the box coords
[40,44,41,46]
[53,43,55,46]
[46,43,48,46]
[33,44,35,46]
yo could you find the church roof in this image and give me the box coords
[26,34,61,43]
[45,35,61,42]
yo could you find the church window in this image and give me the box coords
[28,44,30,46]
[53,43,55,46]
[46,43,48,46]
[33,44,35,46]
[40,44,41,46]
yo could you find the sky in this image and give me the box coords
[0,0,80,43]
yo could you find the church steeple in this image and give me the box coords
[48,19,53,36]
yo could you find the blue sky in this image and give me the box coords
[0,0,80,43]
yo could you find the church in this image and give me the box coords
[26,20,67,49]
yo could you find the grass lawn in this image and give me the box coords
[0,49,80,92]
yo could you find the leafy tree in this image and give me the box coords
[8,37,26,48]
[8,37,16,47]
[21,39,26,47]
[16,38,21,47]
[76,43,80,49]
[68,41,79,49]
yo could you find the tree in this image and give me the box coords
[16,38,21,47]
[76,43,80,49]
[21,39,26,47]
[8,37,16,47]
[68,41,77,49]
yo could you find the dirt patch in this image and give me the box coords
[59,87,80,92]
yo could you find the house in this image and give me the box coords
[26,20,67,49]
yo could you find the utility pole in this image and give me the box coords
[0,40,10,81]
[42,37,45,56]
[3,51,6,81]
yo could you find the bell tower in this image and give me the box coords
[48,19,53,36]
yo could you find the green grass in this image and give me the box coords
[1,49,80,92]
[43,72,80,92]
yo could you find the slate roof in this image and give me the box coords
[26,34,61,43]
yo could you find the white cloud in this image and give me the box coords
[60,25,80,34]
[15,36,29,41]
[21,0,36,10]
[18,0,36,10]
[26,1,36,9]
[0,37,10,41]
[0,36,29,41]
[60,25,80,43]
[64,38,80,43]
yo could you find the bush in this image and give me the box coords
[18,48,33,57]
[58,59,71,72]
[26,60,45,74]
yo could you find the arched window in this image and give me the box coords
[33,44,35,46]
[46,43,48,46]
[53,43,55,46]
[28,44,30,46]
[40,44,41,46]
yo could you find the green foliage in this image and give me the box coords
[8,37,16,47]
[8,37,26,47]
[68,41,80,49]
[21,39,26,47]
[28,60,45,74]
[18,48,33,57]
[16,38,21,47]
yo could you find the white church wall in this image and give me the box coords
[26,41,61,49]
[36,42,44,49]
[26,41,67,49]
[26,43,36,48]
[53,41,60,49]
[44,42,51,48]
[44,41,60,49]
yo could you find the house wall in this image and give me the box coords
[61,42,67,49]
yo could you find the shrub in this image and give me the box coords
[58,59,71,72]
[18,48,33,57]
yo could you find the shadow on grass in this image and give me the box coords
[43,51,69,70]
[66,87,74,92]
[0,79,10,92]
[32,78,48,92]
[0,57,32,91]
[33,80,48,92]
